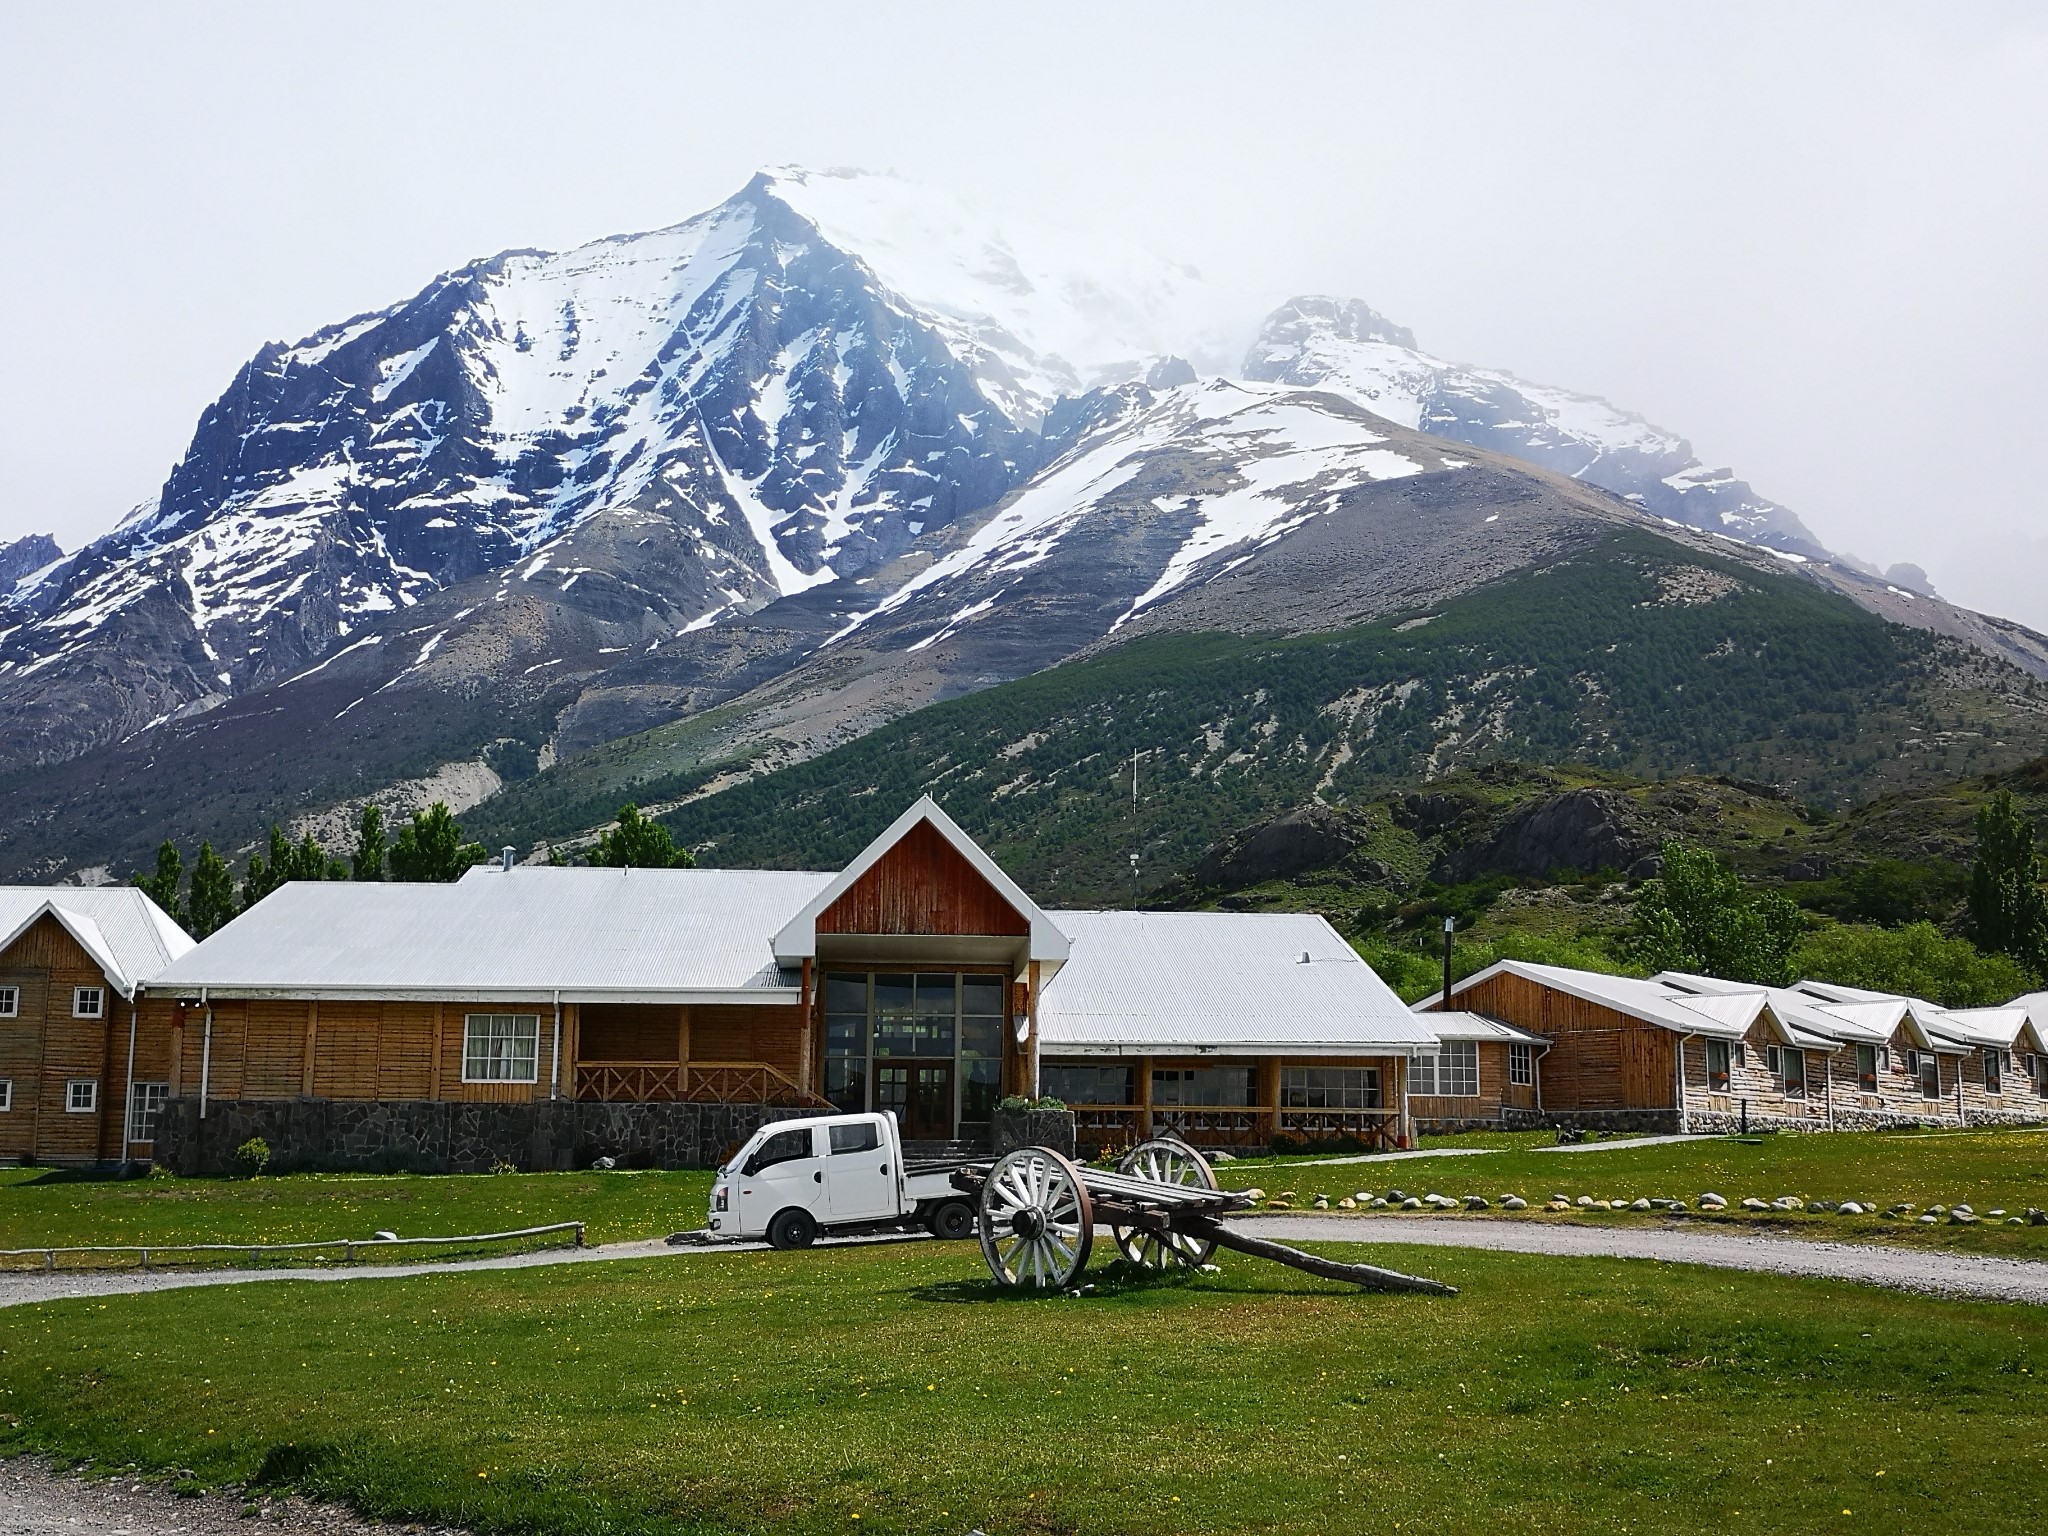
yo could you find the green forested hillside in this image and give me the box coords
[637,533,2047,902]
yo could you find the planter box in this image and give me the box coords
[990,1106,1076,1159]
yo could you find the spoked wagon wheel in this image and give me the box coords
[976,1147,1094,1290]
[1111,1137,1220,1270]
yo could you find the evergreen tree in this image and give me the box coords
[1630,839,1804,986]
[587,804,695,869]
[240,825,292,910]
[351,804,386,881]
[388,802,489,882]
[188,841,237,938]
[131,841,187,928]
[1966,789,2048,974]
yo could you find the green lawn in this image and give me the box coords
[0,1167,712,1264]
[1,1240,2044,1534]
[1215,1128,2048,1255]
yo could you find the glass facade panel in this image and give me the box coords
[1151,1066,1256,1107]
[1041,1062,1134,1106]
[824,974,868,1014]
[962,977,1006,1018]
[962,1058,1002,1123]
[1280,1067,1381,1109]
[821,970,1009,1134]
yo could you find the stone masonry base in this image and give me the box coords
[153,1097,810,1176]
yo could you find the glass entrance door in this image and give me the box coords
[823,971,1007,1139]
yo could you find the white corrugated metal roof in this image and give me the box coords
[151,868,834,1000]
[0,886,194,996]
[1442,960,1763,1040]
[1038,911,1435,1055]
[1418,1010,1549,1046]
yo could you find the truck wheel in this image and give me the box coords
[926,1199,974,1241]
[766,1208,818,1250]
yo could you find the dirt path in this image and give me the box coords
[1234,1213,2048,1304]
[0,1458,461,1535]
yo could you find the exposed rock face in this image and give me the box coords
[0,533,60,589]
[1193,804,1363,888]
[1435,788,1657,882]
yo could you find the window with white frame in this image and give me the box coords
[1911,1049,1940,1099]
[1855,1044,1878,1095]
[1983,1047,2005,1094]
[126,1082,169,1143]
[1780,1047,1806,1098]
[0,1079,12,1112]
[1412,1041,1479,1097]
[2032,1052,2048,1097]
[461,1013,540,1083]
[1280,1067,1382,1109]
[0,985,16,1017]
[72,986,103,1019]
[65,1079,97,1114]
[1508,1043,1534,1088]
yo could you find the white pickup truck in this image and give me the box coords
[706,1112,980,1249]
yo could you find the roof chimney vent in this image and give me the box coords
[501,846,516,872]
[1299,951,1312,965]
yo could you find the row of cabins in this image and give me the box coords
[3,798,2041,1167]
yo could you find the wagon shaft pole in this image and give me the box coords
[1183,1218,1459,1296]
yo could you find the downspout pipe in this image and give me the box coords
[1674,1033,1692,1135]
[550,990,562,1102]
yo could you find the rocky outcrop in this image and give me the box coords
[0,534,59,589]
[1192,804,1363,888]
[1434,788,1658,883]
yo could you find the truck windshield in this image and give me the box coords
[741,1126,815,1177]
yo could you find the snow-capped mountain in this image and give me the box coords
[1243,296,1823,554]
[0,168,1210,767]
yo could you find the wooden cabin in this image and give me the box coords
[147,799,1436,1167]
[1403,1011,1546,1133]
[0,888,193,1165]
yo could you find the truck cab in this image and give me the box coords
[708,1112,976,1249]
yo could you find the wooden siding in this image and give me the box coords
[579,1004,683,1062]
[818,821,1028,937]
[1455,972,1674,1112]
[688,1004,802,1077]
[1409,1040,1537,1123]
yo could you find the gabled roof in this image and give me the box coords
[771,796,1069,966]
[0,887,195,997]
[1418,1010,1549,1046]
[152,867,832,1002]
[1040,911,1433,1056]
[1436,959,1765,1040]
[1924,1006,2039,1053]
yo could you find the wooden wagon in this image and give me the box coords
[951,1139,1455,1295]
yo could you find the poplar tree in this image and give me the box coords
[587,804,695,869]
[388,803,489,882]
[131,841,187,928]
[351,804,386,881]
[1631,840,1804,986]
[188,842,237,938]
[1967,789,2048,976]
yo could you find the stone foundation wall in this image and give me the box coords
[153,1097,806,1176]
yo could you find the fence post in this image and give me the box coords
[344,1241,353,1265]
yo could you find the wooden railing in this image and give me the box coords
[574,1060,829,1107]
[1151,1107,1268,1148]
[1277,1107,1399,1150]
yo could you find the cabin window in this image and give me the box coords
[742,1126,815,1176]
[0,986,16,1017]
[0,1079,12,1111]
[1507,1044,1535,1088]
[1983,1047,2003,1095]
[461,1013,540,1083]
[1855,1044,1878,1095]
[73,986,104,1019]
[1731,1042,1746,1069]
[1764,1045,1780,1075]
[66,1079,98,1114]
[1280,1067,1382,1109]
[1705,1040,1731,1093]
[1912,1050,1940,1099]
[1040,1063,1134,1106]
[1412,1042,1479,1098]
[126,1081,169,1144]
[828,1120,881,1155]
[1151,1066,1257,1107]
[2031,1053,2048,1097]
[1780,1048,1806,1098]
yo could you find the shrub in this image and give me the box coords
[233,1137,271,1178]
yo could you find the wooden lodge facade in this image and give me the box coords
[136,800,1436,1171]
[0,889,193,1166]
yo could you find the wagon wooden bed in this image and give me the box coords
[950,1139,1455,1295]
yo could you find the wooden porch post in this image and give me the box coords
[1259,1056,1280,1143]
[429,1004,445,1100]
[797,959,813,1097]
[301,1000,320,1097]
[1027,960,1041,1099]
[1138,1054,1154,1139]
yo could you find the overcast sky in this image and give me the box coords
[4,3,2044,625]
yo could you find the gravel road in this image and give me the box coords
[1233,1212,2048,1303]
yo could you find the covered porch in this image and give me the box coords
[1044,1053,1412,1154]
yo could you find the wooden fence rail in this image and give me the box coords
[0,1220,586,1275]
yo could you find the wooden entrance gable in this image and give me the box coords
[817,819,1030,939]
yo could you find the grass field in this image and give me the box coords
[1215,1128,2048,1255]
[0,1166,712,1261]
[2,1239,2044,1535]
